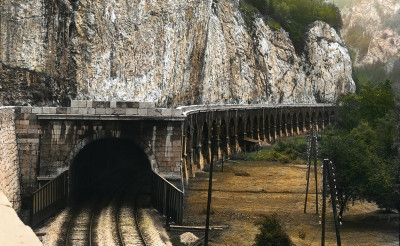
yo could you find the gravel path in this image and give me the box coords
[35,208,70,245]
[138,208,172,246]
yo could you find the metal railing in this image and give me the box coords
[151,172,184,225]
[31,170,69,226]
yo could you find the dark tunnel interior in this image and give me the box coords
[70,138,152,203]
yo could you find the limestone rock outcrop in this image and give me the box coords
[341,0,400,66]
[0,0,355,106]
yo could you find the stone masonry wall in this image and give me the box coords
[0,108,21,210]
[12,102,184,199]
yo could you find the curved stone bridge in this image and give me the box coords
[179,104,336,182]
[0,101,337,202]
[0,102,337,219]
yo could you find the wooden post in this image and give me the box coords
[204,149,214,245]
[313,130,319,214]
[304,130,313,213]
[322,159,327,246]
[327,161,341,246]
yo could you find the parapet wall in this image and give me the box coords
[0,108,21,210]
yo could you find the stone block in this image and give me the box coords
[138,109,147,116]
[105,108,114,115]
[95,108,106,115]
[126,108,138,115]
[70,100,87,108]
[56,107,68,114]
[92,101,110,108]
[31,107,43,114]
[161,108,172,117]
[87,108,96,115]
[18,120,29,126]
[42,107,56,114]
[70,108,80,114]
[105,108,125,115]
[139,102,155,109]
[78,108,88,114]
[110,101,117,108]
[20,107,32,114]
[117,101,140,108]
[14,113,24,120]
[147,109,162,117]
[173,146,182,152]
[86,100,93,108]
[172,109,183,117]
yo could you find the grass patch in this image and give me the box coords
[234,170,251,176]
[231,137,307,163]
[201,207,215,215]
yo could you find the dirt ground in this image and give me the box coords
[182,160,399,246]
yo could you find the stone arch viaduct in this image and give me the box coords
[0,101,337,205]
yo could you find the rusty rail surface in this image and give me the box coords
[31,170,69,226]
[151,172,184,225]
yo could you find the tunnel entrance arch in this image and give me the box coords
[69,138,152,203]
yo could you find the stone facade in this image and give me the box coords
[0,108,21,210]
[10,102,185,201]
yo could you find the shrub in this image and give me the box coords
[240,0,343,53]
[277,155,291,163]
[240,1,259,30]
[254,214,292,246]
[234,170,251,176]
[231,137,308,163]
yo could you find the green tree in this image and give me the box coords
[321,79,398,217]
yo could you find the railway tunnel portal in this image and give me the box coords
[69,138,152,203]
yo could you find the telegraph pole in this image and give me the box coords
[204,148,214,245]
[304,129,312,213]
[313,126,319,214]
[322,159,327,246]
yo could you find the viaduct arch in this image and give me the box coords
[180,105,336,182]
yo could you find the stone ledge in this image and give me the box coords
[70,100,156,109]
[36,114,186,121]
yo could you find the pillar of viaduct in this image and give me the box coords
[179,105,337,183]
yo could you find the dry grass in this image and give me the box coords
[182,160,399,246]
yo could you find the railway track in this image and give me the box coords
[64,179,149,246]
[116,182,147,246]
[64,204,95,246]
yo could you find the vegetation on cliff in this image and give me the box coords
[240,0,342,52]
[320,79,399,216]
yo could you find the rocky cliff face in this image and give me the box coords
[341,0,400,67]
[0,0,355,106]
